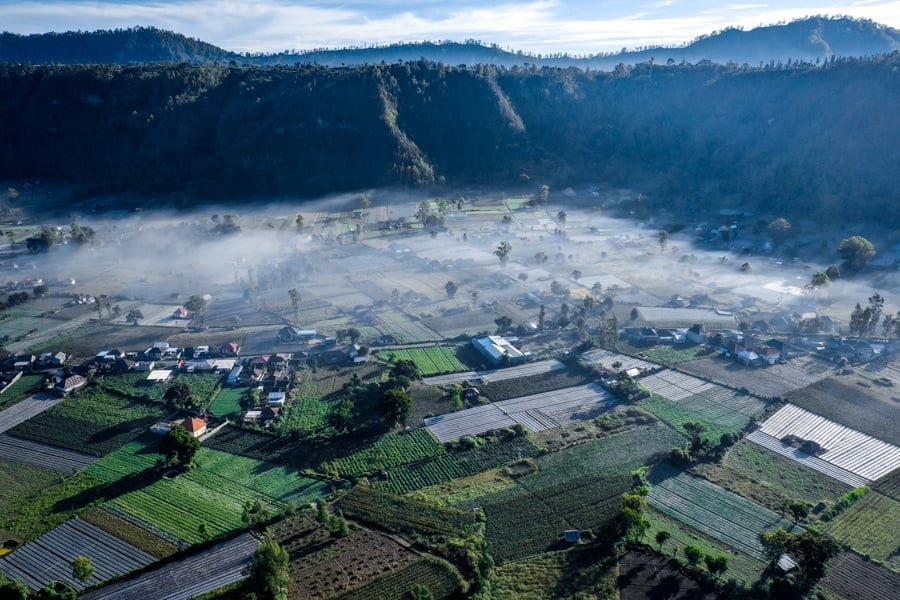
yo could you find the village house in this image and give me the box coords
[182,417,208,438]
[54,374,87,396]
[685,324,707,345]
[173,306,189,319]
[221,341,241,356]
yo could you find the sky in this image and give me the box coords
[0,1,898,54]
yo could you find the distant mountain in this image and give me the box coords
[0,26,235,64]
[2,17,898,69]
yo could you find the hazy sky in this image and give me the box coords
[1,1,898,54]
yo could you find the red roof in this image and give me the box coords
[183,417,208,433]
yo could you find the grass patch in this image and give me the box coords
[0,472,105,541]
[692,439,851,514]
[409,467,516,507]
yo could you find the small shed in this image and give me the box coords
[267,391,287,407]
[777,554,798,573]
[147,369,173,383]
[563,530,581,543]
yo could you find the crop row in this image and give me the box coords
[824,492,900,562]
[340,486,477,537]
[336,557,463,600]
[380,346,467,376]
[9,408,162,456]
[323,429,446,477]
[647,468,795,559]
[381,437,542,494]
[204,427,333,470]
[638,395,731,443]
[84,436,162,482]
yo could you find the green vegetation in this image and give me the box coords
[8,387,166,455]
[638,395,731,443]
[277,394,331,434]
[321,429,444,478]
[410,468,516,507]
[0,373,45,408]
[159,424,201,468]
[691,439,851,513]
[823,491,900,564]
[97,372,222,407]
[337,558,464,600]
[208,386,247,417]
[1,472,104,541]
[249,535,290,600]
[382,437,541,495]
[645,509,766,585]
[339,486,478,537]
[84,435,161,482]
[0,459,62,524]
[81,507,177,558]
[379,346,468,377]
[638,345,714,366]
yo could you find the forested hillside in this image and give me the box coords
[1,55,898,223]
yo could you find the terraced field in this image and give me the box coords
[0,518,156,591]
[648,466,797,559]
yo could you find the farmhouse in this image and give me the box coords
[267,391,286,408]
[54,375,87,396]
[221,341,241,356]
[173,306,189,319]
[472,335,529,366]
[278,327,317,342]
[182,417,208,438]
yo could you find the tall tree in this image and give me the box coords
[71,556,94,583]
[495,240,512,266]
[838,236,876,271]
[250,535,289,600]
[767,218,793,247]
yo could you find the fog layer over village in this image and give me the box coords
[3,189,896,359]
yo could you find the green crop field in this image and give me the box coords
[0,374,45,408]
[378,346,468,376]
[337,557,463,600]
[638,395,730,443]
[638,345,715,366]
[8,387,166,455]
[648,465,797,560]
[692,439,851,513]
[462,425,685,560]
[277,394,332,434]
[322,429,445,477]
[0,459,62,525]
[824,491,900,566]
[381,437,542,495]
[645,508,767,586]
[208,386,247,417]
[1,472,105,541]
[340,486,478,537]
[98,372,223,407]
[110,447,330,543]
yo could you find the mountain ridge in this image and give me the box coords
[2,16,899,69]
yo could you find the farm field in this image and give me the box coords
[874,466,900,501]
[618,549,716,600]
[0,459,61,525]
[0,434,97,473]
[638,395,734,444]
[0,393,62,433]
[425,383,618,442]
[0,374,46,408]
[81,507,178,559]
[335,557,463,600]
[208,386,247,417]
[756,403,900,481]
[679,354,833,398]
[479,368,592,402]
[110,448,330,543]
[490,548,619,600]
[647,465,798,560]
[381,437,542,495]
[638,369,770,428]
[692,439,851,513]
[580,348,660,372]
[465,425,685,560]
[83,435,161,482]
[98,372,224,408]
[82,532,259,600]
[0,517,156,592]
[340,486,477,537]
[8,387,166,455]
[787,376,900,446]
[421,359,567,386]
[745,430,870,487]
[824,491,900,568]
[378,346,469,376]
[203,426,337,470]
[410,467,516,507]
[644,508,767,586]
[637,345,715,367]
[285,528,421,600]
[321,429,444,477]
[277,394,332,435]
[822,551,900,600]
